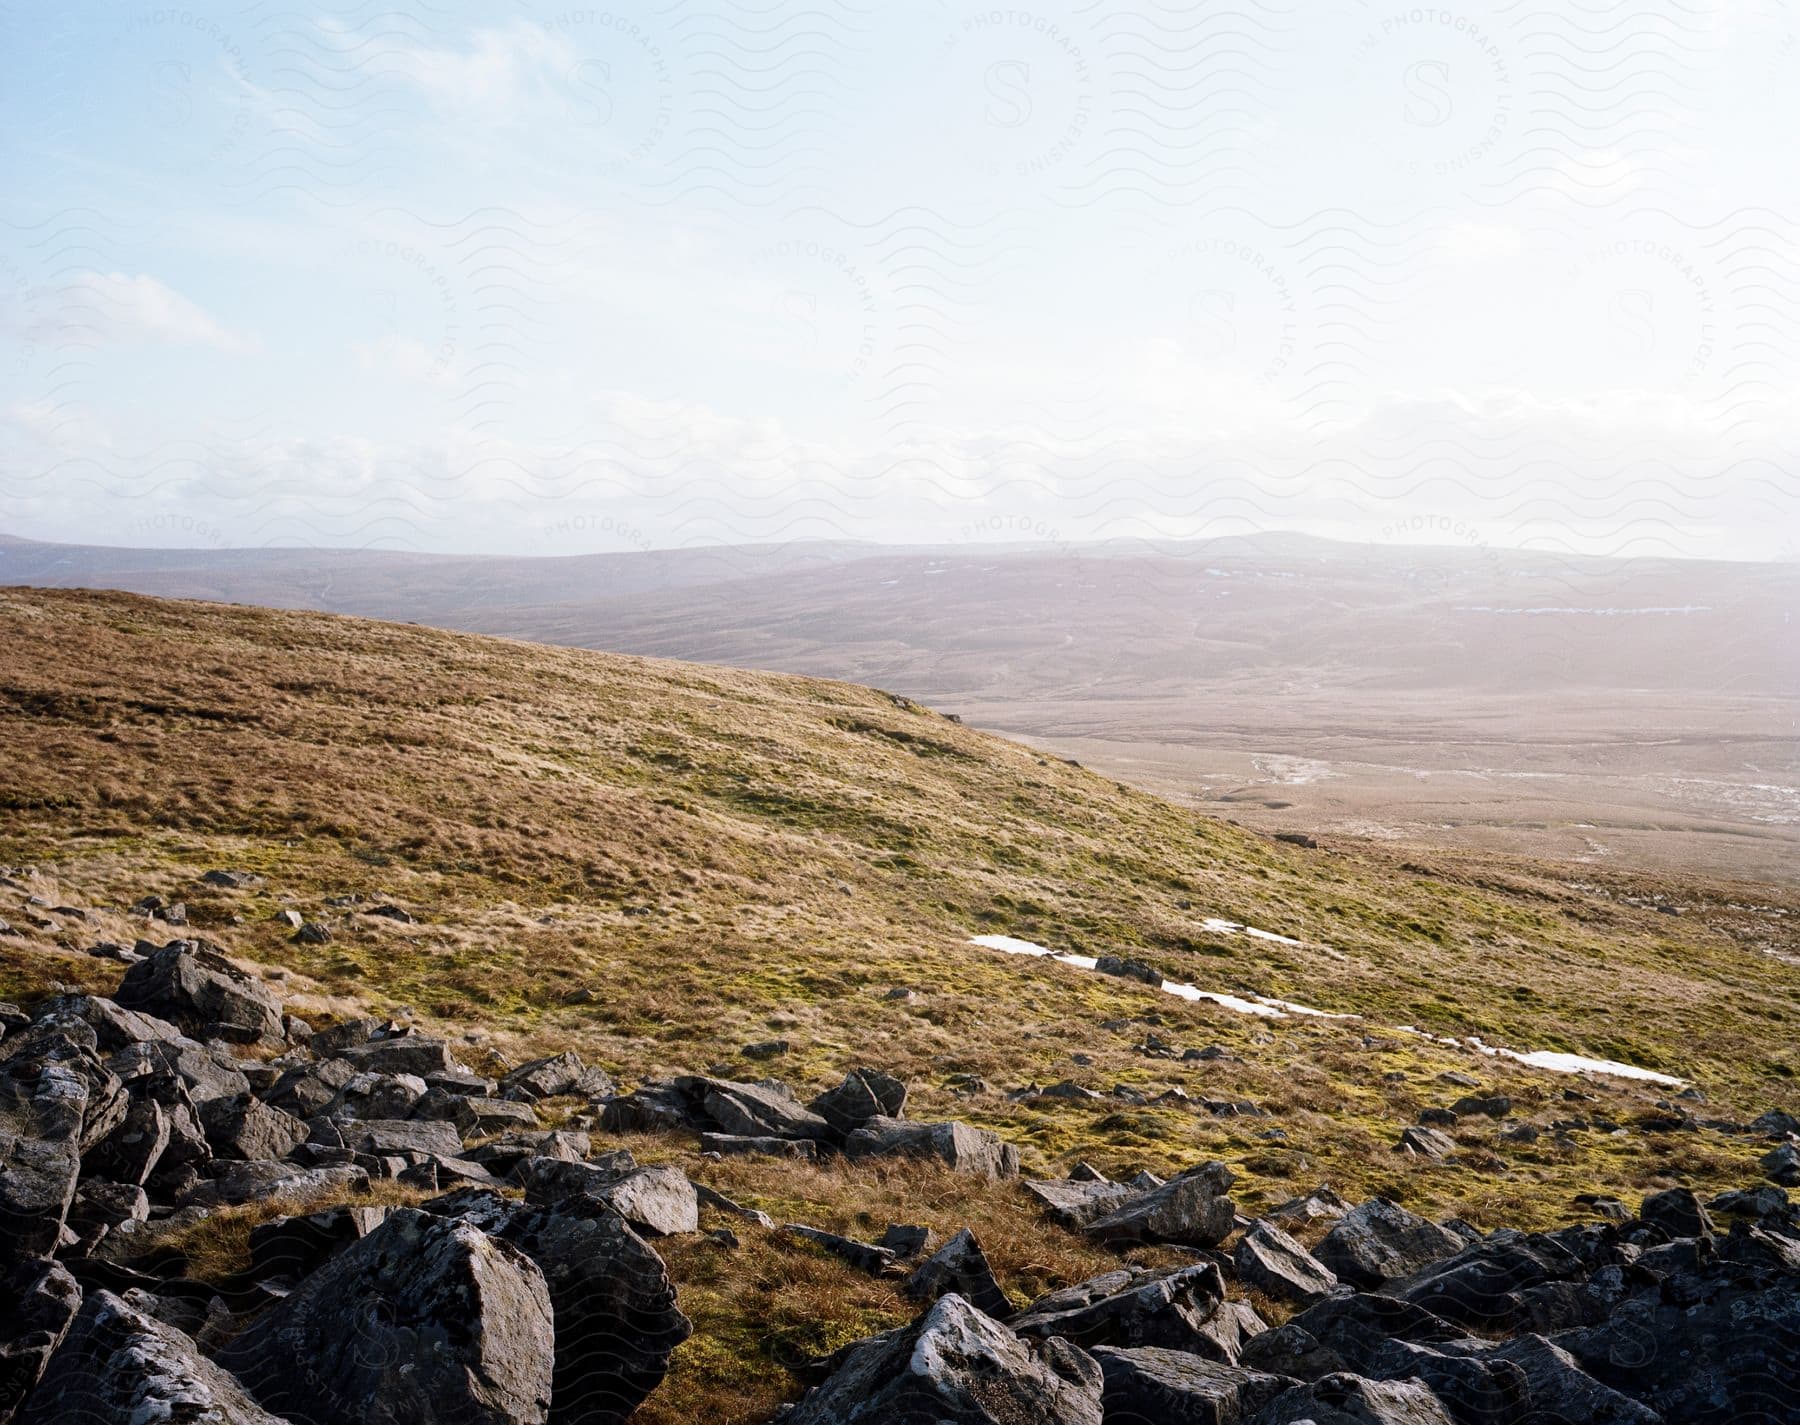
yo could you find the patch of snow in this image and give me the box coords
[968,935,1347,1019]
[1468,1037,1685,1087]
[1201,917,1306,947]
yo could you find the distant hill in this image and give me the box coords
[4,531,1795,880]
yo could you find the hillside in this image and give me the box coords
[5,531,1794,882]
[2,587,1797,1419]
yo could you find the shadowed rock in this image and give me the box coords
[1252,1372,1457,1424]
[1236,1219,1341,1305]
[1093,1346,1294,1425]
[0,1258,81,1425]
[1314,1200,1466,1290]
[842,1115,1020,1179]
[21,1290,282,1425]
[1084,1162,1236,1248]
[904,1228,1009,1317]
[786,1294,1104,1425]
[218,1208,554,1425]
[114,941,284,1046]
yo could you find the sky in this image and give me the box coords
[1,0,1796,561]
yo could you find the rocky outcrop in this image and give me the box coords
[1313,1199,1467,1290]
[0,1260,80,1425]
[785,1294,1105,1424]
[1083,1161,1237,1248]
[21,1290,283,1425]
[842,1115,1020,1179]
[218,1209,555,1425]
[1235,1218,1341,1304]
[1093,1346,1294,1425]
[113,941,284,1046]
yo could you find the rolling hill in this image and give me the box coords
[4,531,1794,882]
[1,586,1796,1417]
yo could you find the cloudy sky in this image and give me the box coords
[1,1,1796,559]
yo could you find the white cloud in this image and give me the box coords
[62,273,259,356]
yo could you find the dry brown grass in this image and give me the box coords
[1,588,1794,1421]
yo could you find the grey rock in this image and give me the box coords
[694,1182,776,1231]
[500,1051,613,1103]
[218,1209,554,1425]
[842,1115,1020,1179]
[1085,1161,1236,1248]
[179,1160,368,1208]
[807,1066,907,1137]
[783,1223,901,1275]
[333,1035,462,1078]
[113,940,283,1046]
[247,1203,392,1281]
[698,1077,831,1141]
[1,1023,125,1262]
[786,1293,1104,1425]
[1639,1186,1713,1238]
[1026,1175,1143,1228]
[1235,1219,1341,1305]
[1014,1264,1239,1357]
[1269,1186,1353,1223]
[1395,1126,1456,1160]
[109,1037,249,1106]
[322,1070,429,1121]
[698,1132,816,1159]
[200,1094,309,1162]
[521,1158,698,1236]
[262,1056,359,1118]
[1093,1346,1295,1425]
[905,1227,1009,1317]
[1313,1200,1466,1290]
[21,1290,283,1425]
[0,1258,81,1425]
[1438,1334,1662,1425]
[421,1188,693,1425]
[1763,1143,1800,1187]
[1251,1372,1456,1424]
[1448,1096,1511,1119]
[335,1116,464,1159]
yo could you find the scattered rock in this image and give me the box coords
[1313,1200,1467,1291]
[113,941,283,1046]
[218,1209,555,1425]
[783,1223,900,1276]
[786,1294,1104,1425]
[904,1227,1009,1317]
[1235,1219,1341,1305]
[1092,1346,1294,1425]
[1084,1162,1236,1248]
[1396,1126,1457,1160]
[22,1289,283,1425]
[842,1116,1020,1179]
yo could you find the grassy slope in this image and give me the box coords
[1,586,1794,1419]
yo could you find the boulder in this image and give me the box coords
[904,1228,1010,1317]
[35,996,181,1053]
[842,1116,1020,1179]
[1640,1186,1714,1239]
[423,1189,693,1425]
[1763,1143,1800,1187]
[500,1051,613,1103]
[519,1157,696,1236]
[336,1117,464,1159]
[1,1024,125,1262]
[698,1078,831,1141]
[21,1290,283,1425]
[321,1071,428,1121]
[1093,1346,1295,1425]
[1026,1174,1142,1228]
[1241,1294,1461,1381]
[1013,1264,1243,1358]
[1252,1372,1457,1424]
[200,1094,309,1162]
[109,1037,249,1106]
[333,1036,462,1078]
[1395,1126,1456,1160]
[1438,1334,1662,1425]
[697,1132,816,1159]
[1385,1229,1595,1333]
[113,941,283,1045]
[261,1057,358,1118]
[0,1258,81,1425]
[1313,1200,1466,1290]
[179,1160,368,1208]
[807,1067,907,1137]
[1084,1162,1236,1248]
[1270,1185,1353,1223]
[217,1209,554,1425]
[1235,1219,1341,1305]
[305,1017,383,1056]
[416,1090,538,1137]
[247,1204,392,1281]
[786,1294,1104,1425]
[1448,1096,1511,1120]
[1556,1266,1800,1421]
